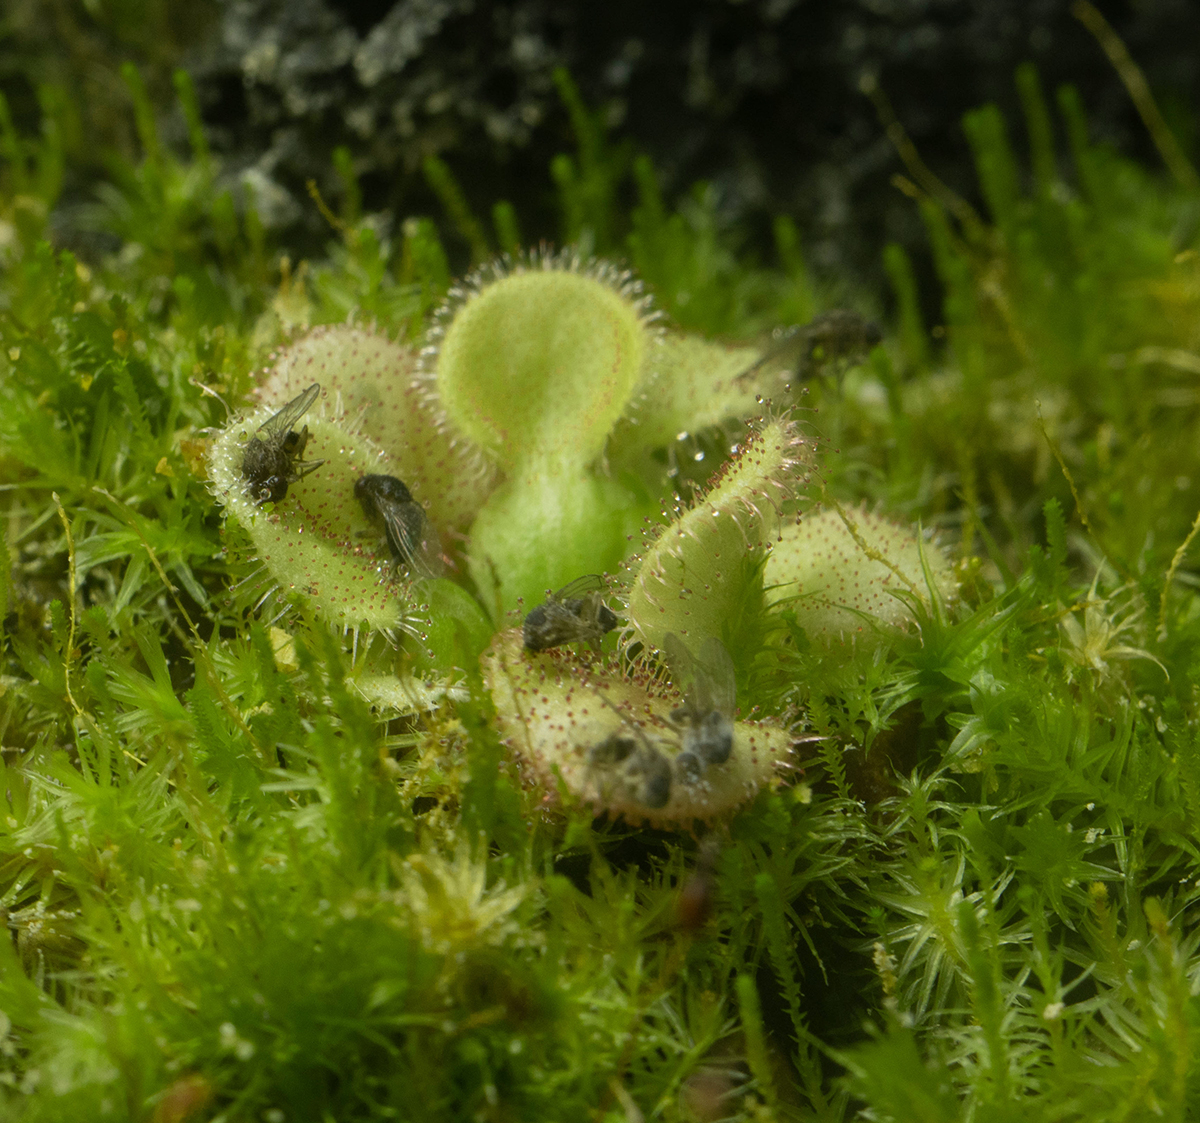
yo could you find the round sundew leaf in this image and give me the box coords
[480,629,793,828]
[626,416,812,654]
[607,332,765,462]
[433,269,647,470]
[208,405,430,634]
[765,505,956,641]
[259,325,498,529]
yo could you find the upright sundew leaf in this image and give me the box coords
[765,505,956,642]
[626,415,812,653]
[259,326,497,529]
[466,467,641,620]
[424,251,653,471]
[208,402,430,637]
[480,628,792,828]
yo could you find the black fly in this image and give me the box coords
[736,309,882,386]
[663,633,737,780]
[241,383,325,504]
[628,743,673,809]
[587,731,673,810]
[798,308,883,365]
[523,575,619,653]
[354,473,443,578]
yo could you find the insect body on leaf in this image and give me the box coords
[354,473,444,578]
[523,574,619,652]
[664,633,737,780]
[587,730,673,810]
[241,382,325,504]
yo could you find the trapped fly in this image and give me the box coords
[663,633,736,779]
[587,730,672,810]
[523,574,619,653]
[241,382,325,504]
[354,473,443,578]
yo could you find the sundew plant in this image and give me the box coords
[4,28,1200,1123]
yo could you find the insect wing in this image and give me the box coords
[662,632,697,693]
[525,574,615,651]
[693,637,736,717]
[551,574,606,601]
[257,382,321,440]
[381,499,444,578]
[734,325,804,384]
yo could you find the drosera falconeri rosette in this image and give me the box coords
[206,243,956,803]
[208,244,794,644]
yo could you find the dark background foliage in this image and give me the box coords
[2,0,1198,293]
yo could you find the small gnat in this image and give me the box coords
[354,473,444,578]
[523,575,619,653]
[588,731,673,809]
[663,633,736,784]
